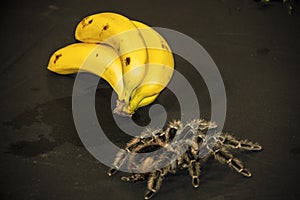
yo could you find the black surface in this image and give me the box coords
[1,0,300,199]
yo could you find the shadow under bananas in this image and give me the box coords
[2,78,183,158]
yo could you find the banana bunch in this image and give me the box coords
[47,12,174,116]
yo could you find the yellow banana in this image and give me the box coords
[136,94,160,108]
[47,43,124,99]
[122,20,174,114]
[75,12,148,111]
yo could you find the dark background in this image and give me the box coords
[0,0,299,199]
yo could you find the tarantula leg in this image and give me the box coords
[121,173,147,182]
[165,120,182,141]
[108,137,148,176]
[144,190,155,200]
[144,169,165,199]
[213,147,252,177]
[188,160,201,188]
[107,149,128,176]
[220,134,262,151]
[184,146,201,188]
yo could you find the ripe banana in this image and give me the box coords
[48,12,174,116]
[122,20,174,114]
[135,93,160,108]
[75,12,149,110]
[47,43,124,99]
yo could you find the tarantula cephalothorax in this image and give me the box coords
[107,119,262,199]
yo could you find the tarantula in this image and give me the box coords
[107,119,262,199]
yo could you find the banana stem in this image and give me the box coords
[113,100,133,117]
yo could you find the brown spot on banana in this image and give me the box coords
[125,57,131,66]
[81,17,93,29]
[53,53,62,64]
[160,39,169,51]
[103,24,109,30]
[98,23,110,39]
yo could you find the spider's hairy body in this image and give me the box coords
[108,119,262,199]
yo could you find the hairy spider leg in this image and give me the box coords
[212,146,252,177]
[219,134,263,151]
[185,146,201,188]
[144,167,168,200]
[189,160,201,188]
[137,143,178,199]
[197,119,217,132]
[108,128,166,176]
[121,173,148,182]
[107,137,146,176]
